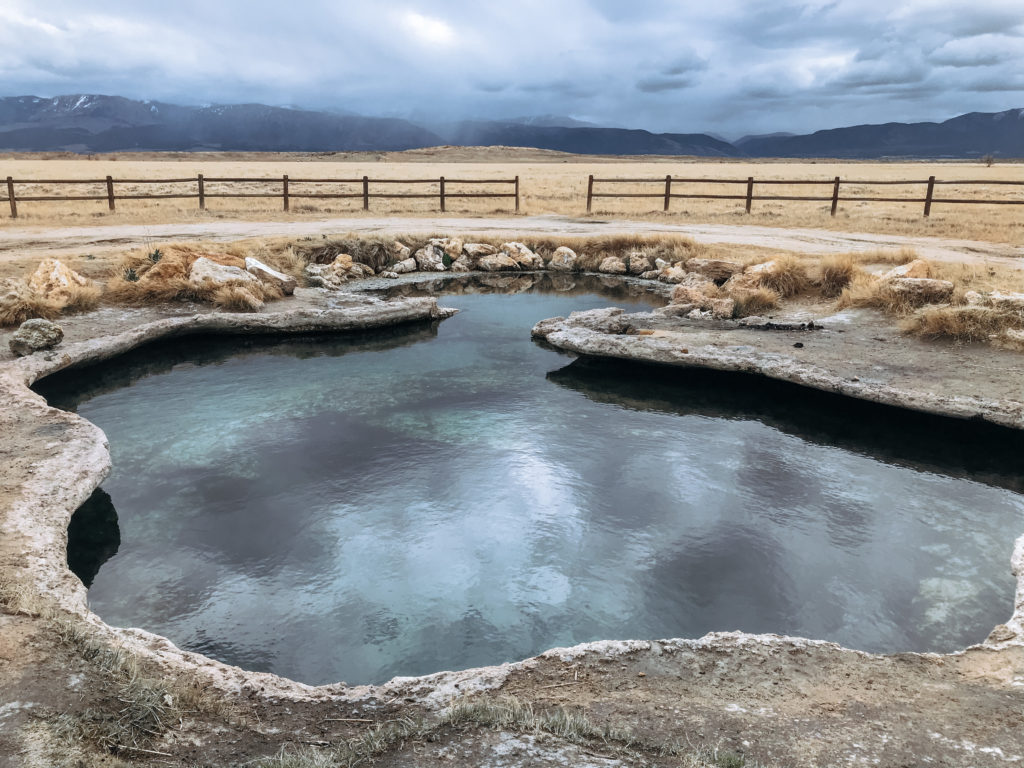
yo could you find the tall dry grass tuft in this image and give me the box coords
[211,283,264,311]
[0,279,61,326]
[61,282,102,314]
[730,287,781,316]
[904,305,1023,341]
[817,255,857,298]
[835,272,951,315]
[753,256,812,298]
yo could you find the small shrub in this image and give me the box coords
[211,283,264,311]
[753,256,811,298]
[903,305,1020,341]
[0,280,61,326]
[730,287,780,317]
[62,283,102,314]
[122,267,139,283]
[148,248,162,264]
[818,255,857,298]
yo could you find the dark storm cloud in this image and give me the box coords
[2,0,1023,137]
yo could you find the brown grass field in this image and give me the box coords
[1,148,1021,245]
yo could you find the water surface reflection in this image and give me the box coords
[42,278,1024,685]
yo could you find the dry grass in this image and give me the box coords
[252,696,755,768]
[903,305,1023,341]
[0,279,61,326]
[846,247,919,266]
[836,272,921,314]
[752,256,812,298]
[1,153,1021,245]
[730,287,781,316]
[817,254,857,298]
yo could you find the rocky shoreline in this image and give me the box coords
[2,268,1024,766]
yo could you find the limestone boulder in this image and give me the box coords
[639,270,661,280]
[685,258,744,282]
[415,244,448,272]
[548,246,578,272]
[671,283,718,308]
[330,254,354,271]
[654,258,671,271]
[245,257,297,295]
[303,263,344,289]
[379,271,400,279]
[9,318,63,356]
[393,241,412,261]
[887,277,954,304]
[190,257,261,286]
[463,243,498,258]
[502,242,544,270]
[392,258,417,274]
[598,256,627,275]
[710,298,736,319]
[626,251,653,275]
[532,307,634,339]
[882,259,930,280]
[477,254,521,272]
[986,291,1024,312]
[430,237,464,258]
[657,266,690,284]
[348,263,375,279]
[449,255,474,272]
[28,259,94,306]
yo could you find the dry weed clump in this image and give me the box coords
[0,278,61,326]
[817,255,857,298]
[903,305,1022,342]
[730,287,781,316]
[836,272,928,315]
[848,247,919,266]
[752,256,812,298]
[102,244,287,311]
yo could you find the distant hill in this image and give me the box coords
[738,109,1024,159]
[437,120,739,156]
[0,95,1021,158]
[0,95,441,152]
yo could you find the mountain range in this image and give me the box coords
[1,95,1021,159]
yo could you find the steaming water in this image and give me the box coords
[41,275,1024,686]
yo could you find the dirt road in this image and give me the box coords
[1,214,1022,266]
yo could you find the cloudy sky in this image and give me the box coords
[2,0,1023,138]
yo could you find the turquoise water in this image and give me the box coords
[42,276,1024,685]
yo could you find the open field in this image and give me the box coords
[1,149,1021,244]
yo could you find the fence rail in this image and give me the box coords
[0,174,520,218]
[585,175,1024,217]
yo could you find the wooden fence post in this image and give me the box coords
[362,176,369,210]
[663,175,672,212]
[745,177,754,214]
[5,177,16,219]
[830,176,840,217]
[283,174,289,211]
[586,174,594,213]
[106,176,115,211]
[514,176,520,213]
[924,176,935,217]
[198,174,205,210]
[439,176,446,212]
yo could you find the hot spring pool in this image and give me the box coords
[39,275,1024,685]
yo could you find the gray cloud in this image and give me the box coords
[1,0,1022,138]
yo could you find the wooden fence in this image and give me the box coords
[1,174,520,218]
[585,174,1024,217]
